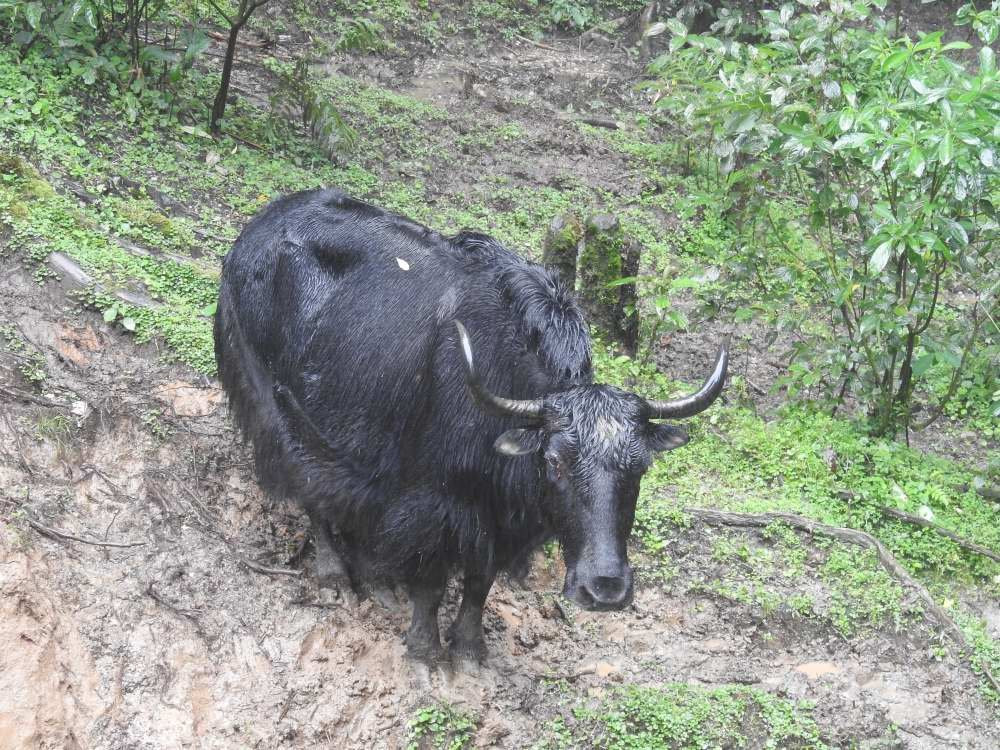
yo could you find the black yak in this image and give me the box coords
[214,188,727,662]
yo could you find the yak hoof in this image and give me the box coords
[367,583,399,610]
[405,639,446,665]
[315,573,359,608]
[448,635,488,665]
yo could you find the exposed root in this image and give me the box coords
[683,507,1000,695]
[878,506,1000,564]
[26,515,147,549]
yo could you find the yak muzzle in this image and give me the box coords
[563,565,634,611]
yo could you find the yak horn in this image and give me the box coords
[645,342,729,419]
[454,320,545,421]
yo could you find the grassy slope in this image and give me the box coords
[1,3,997,743]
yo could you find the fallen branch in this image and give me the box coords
[683,507,1000,695]
[578,116,619,130]
[27,516,146,548]
[879,506,1000,564]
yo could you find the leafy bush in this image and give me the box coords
[0,0,209,120]
[547,0,594,30]
[650,0,999,438]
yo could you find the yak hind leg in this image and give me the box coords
[405,567,447,664]
[308,509,356,604]
[446,566,495,665]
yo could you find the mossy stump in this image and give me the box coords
[542,212,583,288]
[577,214,639,357]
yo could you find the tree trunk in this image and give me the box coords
[211,21,243,132]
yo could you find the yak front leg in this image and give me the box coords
[446,565,496,664]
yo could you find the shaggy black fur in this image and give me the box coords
[214,187,722,661]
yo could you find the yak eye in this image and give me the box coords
[545,453,564,480]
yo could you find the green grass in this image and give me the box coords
[407,704,477,750]
[536,683,830,749]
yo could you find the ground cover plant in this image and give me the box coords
[0,0,997,747]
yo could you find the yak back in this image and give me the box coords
[215,188,592,578]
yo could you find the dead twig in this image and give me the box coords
[878,507,1000,564]
[514,33,559,52]
[238,556,302,577]
[224,131,266,151]
[278,689,297,722]
[27,515,146,548]
[145,582,204,631]
[0,386,64,408]
[683,507,1000,695]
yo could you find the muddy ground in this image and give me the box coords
[2,3,999,749]
[2,259,997,749]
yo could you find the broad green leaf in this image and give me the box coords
[908,78,930,95]
[981,46,996,75]
[842,81,857,107]
[644,21,667,37]
[834,132,873,150]
[940,97,952,121]
[666,18,687,37]
[121,317,137,332]
[913,31,943,52]
[822,80,841,99]
[24,1,42,28]
[941,219,968,246]
[872,147,892,172]
[938,131,953,165]
[103,306,118,322]
[869,241,893,274]
[912,354,934,378]
[800,35,823,54]
[838,111,854,132]
[882,48,909,71]
[981,148,995,168]
[908,147,926,177]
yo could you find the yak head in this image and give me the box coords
[454,321,728,612]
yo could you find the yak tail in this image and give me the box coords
[272,384,342,464]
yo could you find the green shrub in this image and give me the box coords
[650,0,999,438]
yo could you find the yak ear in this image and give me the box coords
[647,423,689,453]
[494,428,544,456]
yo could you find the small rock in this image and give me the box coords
[153,381,223,417]
[794,661,840,679]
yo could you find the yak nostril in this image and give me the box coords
[591,575,628,602]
